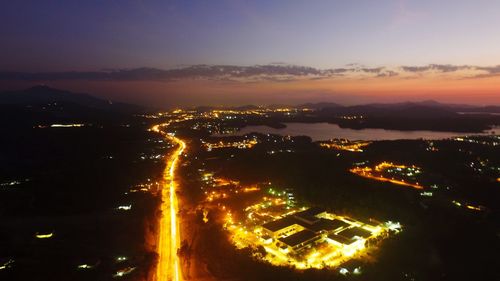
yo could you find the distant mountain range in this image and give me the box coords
[0,85,143,112]
[297,101,500,115]
[292,101,500,132]
[193,100,500,116]
[190,100,500,132]
[0,86,146,129]
[3,86,500,115]
[1,86,499,132]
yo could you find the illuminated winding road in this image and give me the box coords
[153,124,186,281]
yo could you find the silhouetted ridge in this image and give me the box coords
[0,86,142,112]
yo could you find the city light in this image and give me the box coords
[350,162,425,190]
[116,256,128,262]
[452,200,486,212]
[220,188,397,270]
[117,205,132,211]
[0,259,14,270]
[114,267,136,278]
[153,123,186,281]
[202,137,258,151]
[35,232,54,239]
[319,139,371,152]
[50,123,85,128]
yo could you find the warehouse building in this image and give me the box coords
[261,207,356,252]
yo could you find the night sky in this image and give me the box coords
[1,0,500,106]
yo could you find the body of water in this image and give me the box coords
[220,122,500,141]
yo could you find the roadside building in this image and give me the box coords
[261,207,374,253]
[262,216,303,238]
[326,226,371,250]
[278,230,320,252]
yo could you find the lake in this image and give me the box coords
[219,122,500,141]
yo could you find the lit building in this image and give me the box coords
[261,207,353,253]
[277,229,320,252]
[262,216,303,238]
[326,227,371,247]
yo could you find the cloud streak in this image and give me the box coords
[1,63,500,82]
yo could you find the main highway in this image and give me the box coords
[152,124,186,281]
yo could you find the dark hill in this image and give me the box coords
[0,86,146,129]
[0,85,143,113]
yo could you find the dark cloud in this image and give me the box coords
[1,64,498,82]
[401,64,470,73]
[401,65,432,72]
[398,64,500,79]
[345,63,361,67]
[479,65,500,73]
[324,68,350,74]
[475,65,500,78]
[377,70,399,77]
[0,65,322,81]
[429,64,468,72]
[359,67,384,73]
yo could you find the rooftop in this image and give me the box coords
[337,227,372,239]
[262,208,342,233]
[307,218,349,232]
[294,207,326,220]
[262,216,297,232]
[327,233,356,245]
[278,229,319,247]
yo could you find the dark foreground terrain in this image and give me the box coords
[0,87,169,280]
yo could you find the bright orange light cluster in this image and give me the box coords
[319,140,370,152]
[350,162,424,190]
[213,177,240,186]
[203,139,258,151]
[225,200,394,270]
[243,186,260,192]
[151,123,185,281]
[373,161,415,172]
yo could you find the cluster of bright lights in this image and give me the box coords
[77,264,93,269]
[201,173,259,202]
[340,115,364,120]
[202,138,258,151]
[454,136,500,146]
[350,162,424,190]
[385,221,402,232]
[222,189,398,270]
[149,122,186,281]
[209,107,308,117]
[113,267,136,278]
[0,180,23,186]
[116,256,128,262]
[0,259,14,270]
[452,200,486,212]
[226,206,396,270]
[35,232,54,239]
[116,205,132,211]
[128,180,161,194]
[50,123,85,128]
[319,140,371,152]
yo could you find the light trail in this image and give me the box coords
[153,124,186,281]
